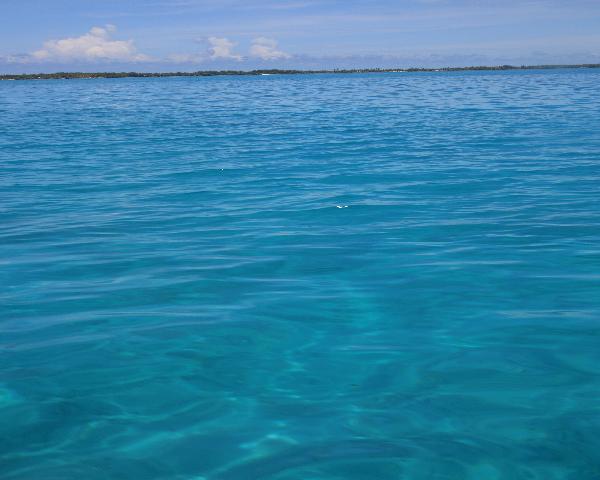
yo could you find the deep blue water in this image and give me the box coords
[2,69,600,479]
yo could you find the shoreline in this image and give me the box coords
[1,63,600,81]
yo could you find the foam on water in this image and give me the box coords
[1,69,600,479]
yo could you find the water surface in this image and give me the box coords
[2,69,600,479]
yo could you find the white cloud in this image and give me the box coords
[250,37,290,60]
[31,25,150,62]
[207,37,242,60]
[2,54,30,64]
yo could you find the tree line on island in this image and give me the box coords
[1,64,599,80]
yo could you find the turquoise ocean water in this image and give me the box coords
[2,69,600,479]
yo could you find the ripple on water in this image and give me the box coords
[2,69,600,479]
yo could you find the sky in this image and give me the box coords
[2,0,600,73]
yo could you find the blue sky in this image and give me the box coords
[2,0,600,72]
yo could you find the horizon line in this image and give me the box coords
[2,63,600,80]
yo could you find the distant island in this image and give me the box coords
[2,64,600,80]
